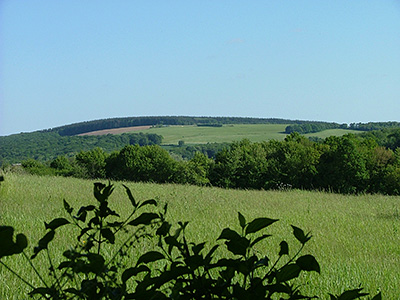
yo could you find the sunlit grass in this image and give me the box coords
[129,124,361,145]
[1,173,399,299]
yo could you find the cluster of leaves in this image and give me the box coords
[211,133,400,195]
[0,181,380,299]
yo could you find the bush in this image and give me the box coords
[0,181,380,299]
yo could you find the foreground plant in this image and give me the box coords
[0,180,381,299]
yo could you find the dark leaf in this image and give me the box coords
[291,225,312,245]
[296,254,320,273]
[45,218,70,231]
[192,242,206,255]
[63,199,73,214]
[0,226,27,257]
[29,287,56,297]
[245,217,278,235]
[123,184,137,208]
[87,253,105,274]
[276,264,301,282]
[156,221,171,236]
[331,288,369,300]
[101,228,115,244]
[137,251,165,265]
[15,233,28,252]
[138,199,158,209]
[250,234,272,248]
[204,245,219,265]
[226,236,250,256]
[238,212,246,229]
[122,265,150,283]
[217,228,242,241]
[279,241,289,256]
[32,230,55,259]
[255,256,269,267]
[371,292,382,300]
[64,288,81,296]
[128,213,159,226]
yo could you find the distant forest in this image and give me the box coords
[285,121,400,134]
[47,116,341,136]
[2,116,400,166]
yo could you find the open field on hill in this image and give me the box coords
[1,173,399,298]
[77,124,362,144]
[77,125,152,136]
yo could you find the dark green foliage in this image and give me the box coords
[22,159,56,176]
[285,122,347,134]
[75,148,108,179]
[0,182,379,299]
[105,145,177,183]
[0,131,162,165]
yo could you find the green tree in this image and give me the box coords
[75,148,108,179]
[317,135,370,193]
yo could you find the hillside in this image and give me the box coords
[2,116,400,165]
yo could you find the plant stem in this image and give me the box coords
[0,260,36,290]
[22,251,50,288]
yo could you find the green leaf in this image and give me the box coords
[276,264,301,282]
[45,218,70,231]
[123,184,137,208]
[128,213,159,226]
[101,228,115,244]
[245,217,278,235]
[296,254,320,273]
[238,212,246,229]
[137,251,165,265]
[122,265,150,283]
[291,225,311,245]
[279,241,289,256]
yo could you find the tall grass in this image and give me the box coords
[1,173,399,299]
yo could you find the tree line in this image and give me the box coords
[15,131,400,195]
[285,121,400,134]
[0,132,162,165]
[49,116,299,136]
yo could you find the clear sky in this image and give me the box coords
[1,1,400,136]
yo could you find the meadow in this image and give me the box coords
[92,124,361,144]
[1,173,399,299]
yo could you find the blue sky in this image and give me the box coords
[1,1,400,136]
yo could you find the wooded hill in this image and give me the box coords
[2,116,400,166]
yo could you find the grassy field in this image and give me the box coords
[1,173,400,299]
[111,124,362,145]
